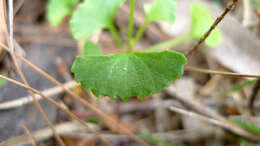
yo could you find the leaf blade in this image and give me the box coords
[46,0,78,26]
[231,119,260,146]
[71,50,186,100]
[83,41,103,56]
[225,79,259,94]
[144,0,176,23]
[70,0,126,40]
[189,3,222,47]
[231,119,260,134]
[137,131,174,146]
[0,73,7,88]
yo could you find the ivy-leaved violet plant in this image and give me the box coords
[46,0,221,101]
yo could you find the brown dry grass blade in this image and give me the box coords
[0,42,148,146]
[23,125,37,146]
[185,66,260,78]
[1,1,66,145]
[0,74,113,146]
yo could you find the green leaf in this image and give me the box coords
[225,79,259,94]
[71,50,187,101]
[83,41,103,56]
[189,3,222,47]
[231,119,260,145]
[231,119,260,134]
[70,0,126,40]
[0,74,7,88]
[46,0,78,26]
[240,138,260,146]
[137,131,175,146]
[86,117,99,124]
[144,0,176,23]
[253,0,260,10]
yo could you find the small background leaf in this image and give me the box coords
[0,73,7,88]
[231,119,260,145]
[239,138,260,146]
[253,0,260,10]
[137,131,175,146]
[86,117,99,124]
[46,0,78,26]
[225,79,259,94]
[189,3,222,47]
[70,0,126,40]
[71,50,186,101]
[83,41,102,56]
[231,119,260,134]
[144,0,176,23]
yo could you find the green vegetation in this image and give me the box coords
[46,0,221,100]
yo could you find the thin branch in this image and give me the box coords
[14,0,24,16]
[185,0,238,57]
[166,81,260,141]
[0,74,113,146]
[1,121,216,145]
[1,121,97,146]
[0,81,78,110]
[13,57,66,146]
[7,0,14,53]
[1,4,110,144]
[249,79,260,115]
[12,45,66,145]
[0,42,148,146]
[3,3,65,146]
[242,0,253,27]
[169,106,229,131]
[0,0,8,45]
[23,125,37,146]
[169,106,260,141]
[185,66,260,78]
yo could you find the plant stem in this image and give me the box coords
[133,17,150,47]
[146,33,191,51]
[109,24,124,50]
[128,0,135,51]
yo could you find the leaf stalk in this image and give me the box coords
[133,17,150,47]
[146,33,191,51]
[109,24,124,50]
[127,0,135,51]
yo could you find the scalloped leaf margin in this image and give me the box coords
[71,50,187,101]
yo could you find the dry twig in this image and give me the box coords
[169,106,231,131]
[1,122,216,146]
[0,121,97,146]
[0,42,148,146]
[0,74,113,146]
[185,66,260,78]
[1,2,65,145]
[185,0,238,57]
[0,81,78,110]
[7,0,13,53]
[166,79,260,141]
[23,125,36,146]
[249,79,260,115]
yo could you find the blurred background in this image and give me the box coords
[0,0,260,145]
